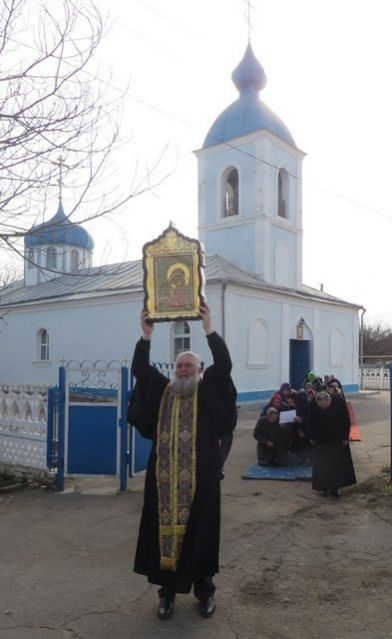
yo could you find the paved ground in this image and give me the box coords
[0,393,391,639]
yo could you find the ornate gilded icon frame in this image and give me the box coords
[143,224,206,322]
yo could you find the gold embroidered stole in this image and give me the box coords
[156,384,198,571]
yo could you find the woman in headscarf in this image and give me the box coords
[327,378,345,400]
[261,392,284,416]
[279,383,291,408]
[302,371,323,392]
[253,407,289,466]
[309,391,356,497]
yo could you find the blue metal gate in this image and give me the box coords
[68,403,118,474]
[49,361,175,491]
[289,339,311,390]
[51,362,130,492]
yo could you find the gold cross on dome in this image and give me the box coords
[52,154,70,202]
[244,0,255,40]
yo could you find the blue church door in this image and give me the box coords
[289,340,311,390]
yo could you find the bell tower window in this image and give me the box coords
[27,248,34,269]
[46,247,57,270]
[277,168,289,219]
[70,249,80,272]
[222,167,239,217]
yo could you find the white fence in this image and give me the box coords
[0,384,49,471]
[360,367,390,391]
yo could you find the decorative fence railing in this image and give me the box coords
[0,384,49,472]
[360,367,390,390]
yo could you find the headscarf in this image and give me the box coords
[279,383,291,394]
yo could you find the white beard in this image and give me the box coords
[170,375,199,397]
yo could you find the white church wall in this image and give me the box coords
[224,286,359,400]
[225,288,283,396]
[0,282,359,396]
[0,295,144,385]
[319,309,358,388]
[0,286,224,386]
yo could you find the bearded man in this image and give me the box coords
[129,304,237,620]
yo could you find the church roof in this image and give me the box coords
[24,200,94,251]
[203,43,296,149]
[0,255,361,310]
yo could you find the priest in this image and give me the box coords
[129,303,237,620]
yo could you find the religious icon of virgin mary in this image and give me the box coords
[143,224,205,322]
[157,262,193,311]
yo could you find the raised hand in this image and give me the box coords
[141,309,154,341]
[200,302,213,335]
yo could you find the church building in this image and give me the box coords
[0,44,361,399]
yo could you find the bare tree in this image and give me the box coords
[0,0,167,268]
[362,322,392,360]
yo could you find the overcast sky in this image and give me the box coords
[31,1,392,323]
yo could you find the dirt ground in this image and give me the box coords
[0,393,391,639]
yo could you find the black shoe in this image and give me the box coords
[157,595,175,620]
[330,489,341,497]
[199,596,216,618]
[321,490,329,497]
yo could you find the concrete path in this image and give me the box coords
[0,393,390,639]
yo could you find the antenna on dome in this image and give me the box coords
[244,0,255,41]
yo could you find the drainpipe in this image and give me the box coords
[221,280,228,340]
[360,307,366,390]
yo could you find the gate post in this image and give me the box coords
[57,366,66,492]
[47,386,56,470]
[120,367,129,491]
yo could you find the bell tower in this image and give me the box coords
[195,43,305,289]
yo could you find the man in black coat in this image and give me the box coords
[129,304,237,620]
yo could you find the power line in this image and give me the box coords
[134,0,204,41]
[106,14,182,61]
[6,34,392,224]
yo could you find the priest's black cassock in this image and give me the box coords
[129,331,237,594]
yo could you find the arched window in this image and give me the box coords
[27,248,34,269]
[173,321,191,360]
[70,248,80,272]
[277,168,289,218]
[37,328,50,361]
[46,247,57,269]
[222,167,239,217]
[248,319,269,367]
[330,329,343,367]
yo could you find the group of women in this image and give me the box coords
[253,373,357,496]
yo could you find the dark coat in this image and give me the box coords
[253,416,288,466]
[129,332,237,592]
[309,397,356,490]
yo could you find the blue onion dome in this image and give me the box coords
[25,200,94,250]
[232,42,267,93]
[203,43,295,148]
